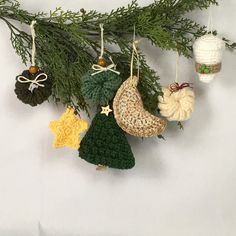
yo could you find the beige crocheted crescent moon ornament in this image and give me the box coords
[113,30,167,137]
[113,33,167,137]
[158,83,195,121]
[113,75,167,137]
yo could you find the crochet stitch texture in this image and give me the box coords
[158,87,195,121]
[79,112,135,169]
[113,76,167,137]
[81,70,122,106]
[49,107,88,149]
[15,70,52,106]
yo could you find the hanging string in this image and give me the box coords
[175,51,179,83]
[207,4,213,34]
[169,50,193,93]
[91,24,120,75]
[130,25,140,79]
[16,20,50,93]
[99,23,104,59]
[30,20,37,66]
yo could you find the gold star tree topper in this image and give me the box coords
[49,107,88,149]
[100,105,112,116]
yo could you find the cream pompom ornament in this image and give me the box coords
[158,52,195,122]
[158,83,194,121]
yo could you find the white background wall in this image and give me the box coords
[0,0,236,235]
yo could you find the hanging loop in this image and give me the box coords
[207,4,213,34]
[30,20,37,66]
[99,23,104,58]
[175,51,179,83]
[91,24,120,75]
[130,25,140,79]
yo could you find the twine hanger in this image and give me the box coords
[207,4,213,34]
[169,51,193,93]
[130,25,140,79]
[17,20,48,92]
[99,23,105,59]
[91,23,120,76]
[30,20,37,66]
[175,50,179,83]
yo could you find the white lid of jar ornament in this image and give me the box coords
[193,34,225,83]
[193,34,225,64]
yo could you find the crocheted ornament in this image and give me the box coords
[15,69,52,106]
[79,111,135,170]
[81,69,122,106]
[113,76,167,137]
[49,107,88,149]
[158,83,195,121]
[193,34,225,83]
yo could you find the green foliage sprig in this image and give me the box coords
[0,0,235,114]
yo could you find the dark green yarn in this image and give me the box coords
[15,70,52,107]
[79,112,135,170]
[81,70,122,106]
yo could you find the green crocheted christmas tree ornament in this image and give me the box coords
[81,70,122,106]
[79,111,135,170]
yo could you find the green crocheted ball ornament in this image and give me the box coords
[79,111,135,170]
[15,69,52,106]
[81,70,122,106]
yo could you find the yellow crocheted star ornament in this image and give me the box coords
[49,107,88,149]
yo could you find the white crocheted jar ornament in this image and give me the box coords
[158,83,195,122]
[193,34,225,83]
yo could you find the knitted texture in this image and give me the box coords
[49,107,88,149]
[113,76,167,137]
[15,70,52,106]
[193,34,225,83]
[81,70,122,106]
[79,112,135,170]
[158,87,195,121]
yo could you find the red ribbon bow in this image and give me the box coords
[169,82,193,93]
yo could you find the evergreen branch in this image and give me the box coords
[0,0,235,115]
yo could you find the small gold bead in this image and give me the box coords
[97,58,107,67]
[29,65,39,74]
